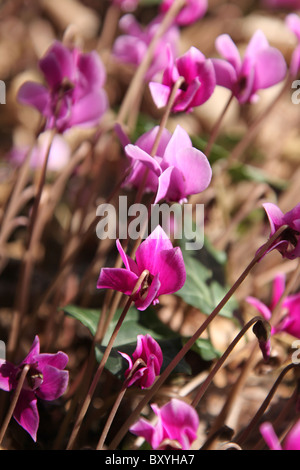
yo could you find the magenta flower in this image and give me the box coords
[112,0,139,12]
[246,273,300,339]
[262,202,300,260]
[97,225,186,311]
[112,14,179,80]
[260,420,300,450]
[286,14,300,77]
[149,46,216,113]
[160,0,207,26]
[130,398,199,449]
[122,124,212,204]
[211,30,287,104]
[18,40,108,133]
[119,334,163,389]
[0,336,69,441]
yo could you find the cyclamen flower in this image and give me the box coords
[97,225,186,311]
[119,334,163,389]
[247,273,300,339]
[149,46,216,113]
[122,124,212,204]
[260,420,300,450]
[211,30,287,104]
[0,336,69,441]
[18,40,108,133]
[286,14,300,77]
[130,398,199,450]
[112,14,179,81]
[160,0,207,26]
[112,0,139,12]
[262,202,300,260]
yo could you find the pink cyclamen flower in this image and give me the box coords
[149,46,216,113]
[112,0,139,12]
[247,273,300,339]
[18,40,108,133]
[121,124,212,204]
[286,14,300,77]
[0,336,69,441]
[130,398,199,449]
[211,30,287,104]
[260,420,300,450]
[262,202,300,260]
[112,14,179,81]
[9,131,71,171]
[97,225,186,311]
[160,0,207,26]
[119,334,163,389]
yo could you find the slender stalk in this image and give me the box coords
[107,225,289,449]
[235,363,299,447]
[66,270,150,450]
[191,316,262,408]
[204,93,234,157]
[0,364,30,445]
[96,358,145,450]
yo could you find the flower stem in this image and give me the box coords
[66,270,150,450]
[107,225,288,449]
[0,364,30,445]
[235,363,300,447]
[191,316,263,408]
[204,92,234,157]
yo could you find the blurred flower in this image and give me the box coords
[119,334,163,389]
[286,13,300,77]
[130,398,199,449]
[0,336,69,441]
[262,202,300,260]
[112,14,179,80]
[9,131,71,171]
[112,0,139,11]
[122,124,212,204]
[211,30,287,104]
[260,419,300,450]
[160,0,207,26]
[149,46,216,113]
[262,0,300,9]
[18,41,108,133]
[97,225,186,311]
[246,272,300,338]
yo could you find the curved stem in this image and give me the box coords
[0,364,30,445]
[235,363,299,447]
[205,93,234,157]
[191,316,262,408]
[107,226,288,449]
[66,270,150,450]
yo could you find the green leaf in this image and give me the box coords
[189,337,221,362]
[63,305,191,379]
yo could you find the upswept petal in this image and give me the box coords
[17,82,50,114]
[69,89,108,128]
[176,47,206,83]
[270,273,285,309]
[37,351,69,371]
[154,166,186,204]
[246,296,272,321]
[215,34,241,72]
[243,30,269,65]
[116,239,139,274]
[211,58,237,90]
[174,147,212,196]
[134,126,171,157]
[135,226,174,274]
[172,78,201,112]
[283,420,300,450]
[262,203,285,234]
[21,335,40,365]
[163,125,192,166]
[125,144,162,176]
[97,267,138,296]
[36,365,69,401]
[154,247,186,295]
[0,361,17,391]
[77,51,106,91]
[252,48,287,91]
[260,422,282,450]
[286,14,300,42]
[148,82,174,109]
[129,417,158,446]
[159,399,199,449]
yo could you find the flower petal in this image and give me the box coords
[211,58,237,91]
[97,267,139,296]
[246,296,272,321]
[0,361,17,391]
[263,203,285,234]
[252,48,287,92]
[215,34,241,72]
[260,422,282,450]
[134,272,161,310]
[17,82,50,114]
[14,390,39,441]
[69,90,108,128]
[37,365,69,401]
[125,144,162,176]
[154,166,186,204]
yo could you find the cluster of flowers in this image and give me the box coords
[1,0,300,450]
